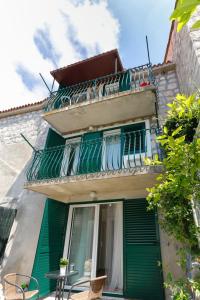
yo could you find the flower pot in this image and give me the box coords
[60,266,66,275]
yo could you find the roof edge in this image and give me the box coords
[152,61,176,74]
[50,48,123,77]
[0,100,46,119]
[164,0,178,63]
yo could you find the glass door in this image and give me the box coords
[66,206,97,285]
[64,202,123,293]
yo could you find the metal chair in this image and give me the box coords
[67,275,107,300]
[3,273,39,300]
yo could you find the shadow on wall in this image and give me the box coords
[0,159,46,281]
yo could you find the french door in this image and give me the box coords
[63,202,123,293]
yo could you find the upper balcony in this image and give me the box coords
[43,64,157,135]
[24,128,162,203]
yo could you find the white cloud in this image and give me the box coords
[0,0,120,110]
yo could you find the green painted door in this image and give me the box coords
[78,132,102,174]
[30,199,69,298]
[124,199,164,300]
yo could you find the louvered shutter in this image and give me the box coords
[36,128,66,180]
[0,207,16,263]
[30,199,69,297]
[78,132,102,174]
[124,199,164,300]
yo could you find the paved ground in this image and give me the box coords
[0,287,131,300]
[42,293,128,300]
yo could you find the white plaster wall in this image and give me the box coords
[0,110,49,282]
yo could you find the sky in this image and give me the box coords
[0,0,174,111]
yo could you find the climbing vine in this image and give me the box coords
[147,94,200,249]
[146,94,200,298]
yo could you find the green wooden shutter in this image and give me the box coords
[124,199,164,300]
[30,199,69,297]
[78,132,102,174]
[37,128,66,180]
[119,70,131,92]
[0,207,16,263]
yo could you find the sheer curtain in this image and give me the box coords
[103,130,121,171]
[68,207,95,285]
[60,138,80,176]
[103,203,123,292]
[110,202,123,290]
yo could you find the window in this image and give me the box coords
[103,129,121,171]
[122,123,146,155]
[60,137,81,176]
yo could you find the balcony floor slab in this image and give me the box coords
[25,166,162,203]
[43,87,156,135]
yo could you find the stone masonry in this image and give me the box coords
[155,68,180,125]
[172,7,200,94]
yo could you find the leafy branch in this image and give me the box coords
[170,0,200,31]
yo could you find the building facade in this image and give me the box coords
[1,12,200,299]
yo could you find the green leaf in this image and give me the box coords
[172,126,183,136]
[170,0,200,31]
[164,126,168,134]
[157,135,166,140]
[192,20,200,29]
[175,135,185,144]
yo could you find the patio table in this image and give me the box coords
[45,270,78,300]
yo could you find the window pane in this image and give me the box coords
[68,207,95,285]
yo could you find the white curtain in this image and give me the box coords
[110,202,123,290]
[104,203,123,291]
[103,130,121,171]
[60,139,80,176]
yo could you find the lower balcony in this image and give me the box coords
[25,129,162,202]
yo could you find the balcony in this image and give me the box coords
[43,64,157,135]
[25,129,162,202]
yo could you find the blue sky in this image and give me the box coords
[108,0,174,67]
[0,0,175,110]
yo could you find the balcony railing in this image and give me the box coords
[45,63,155,112]
[26,128,162,183]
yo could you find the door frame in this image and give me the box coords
[63,203,99,278]
[63,201,123,282]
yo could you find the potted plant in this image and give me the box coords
[59,258,69,275]
[17,282,28,293]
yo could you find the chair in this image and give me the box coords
[67,275,107,300]
[3,273,39,300]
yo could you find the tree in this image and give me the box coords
[170,0,200,31]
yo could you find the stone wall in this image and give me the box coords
[172,7,200,94]
[0,109,49,280]
[155,66,180,125]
